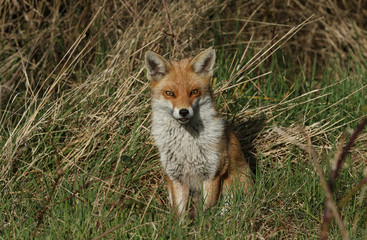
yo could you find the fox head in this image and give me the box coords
[144,48,216,124]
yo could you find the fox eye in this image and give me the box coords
[190,89,198,96]
[165,91,175,97]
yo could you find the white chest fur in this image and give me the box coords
[151,95,224,190]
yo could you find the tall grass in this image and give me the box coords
[0,0,366,239]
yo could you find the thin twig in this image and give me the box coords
[352,171,367,236]
[338,175,367,208]
[302,130,350,240]
[140,178,162,224]
[92,222,159,240]
[330,118,367,190]
[123,0,144,22]
[274,127,350,239]
[321,118,366,239]
[162,0,179,52]
[50,176,112,207]
[32,139,63,238]
[92,224,123,240]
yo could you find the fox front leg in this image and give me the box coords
[202,176,221,211]
[166,176,189,220]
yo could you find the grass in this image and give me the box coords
[1,48,366,239]
[1,1,367,239]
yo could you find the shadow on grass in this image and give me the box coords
[234,116,266,176]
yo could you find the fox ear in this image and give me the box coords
[145,51,169,81]
[190,47,215,77]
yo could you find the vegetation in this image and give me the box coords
[0,1,366,239]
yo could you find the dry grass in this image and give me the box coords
[216,0,367,76]
[2,1,367,103]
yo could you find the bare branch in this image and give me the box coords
[162,0,179,52]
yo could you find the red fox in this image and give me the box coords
[144,48,252,219]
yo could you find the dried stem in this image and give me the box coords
[50,176,112,207]
[321,118,366,239]
[92,222,156,240]
[298,127,350,240]
[92,224,123,240]
[338,175,367,208]
[32,139,63,238]
[162,0,179,52]
[274,127,350,240]
[330,118,367,190]
[302,132,350,240]
[122,0,144,22]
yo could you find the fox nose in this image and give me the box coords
[179,109,189,117]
